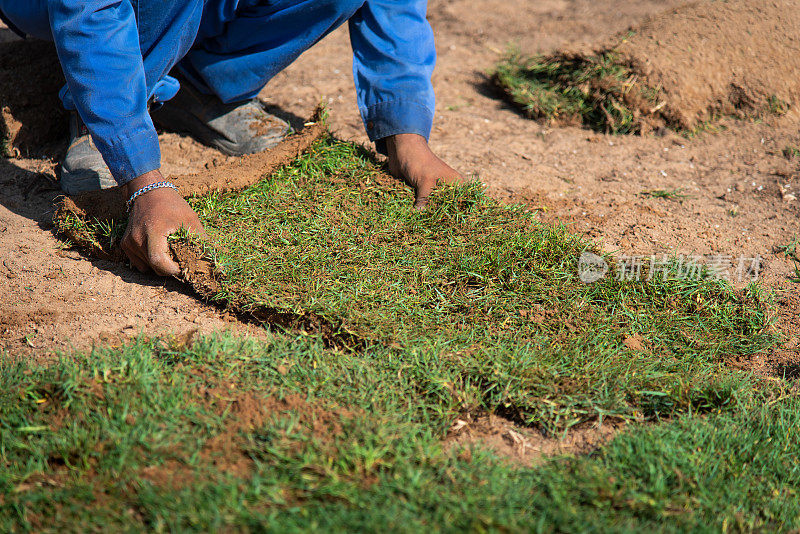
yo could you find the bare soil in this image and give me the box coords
[513,0,800,133]
[143,385,352,488]
[1,1,798,381]
[446,413,620,466]
[615,0,800,129]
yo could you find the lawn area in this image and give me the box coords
[33,132,795,531]
[1,334,798,531]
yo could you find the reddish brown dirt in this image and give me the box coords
[198,390,348,478]
[170,241,223,296]
[615,0,800,129]
[525,1,800,133]
[1,0,798,375]
[141,387,352,488]
[445,413,620,466]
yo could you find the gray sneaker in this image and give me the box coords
[151,79,291,156]
[60,113,116,195]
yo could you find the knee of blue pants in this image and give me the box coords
[55,0,201,111]
[199,0,365,42]
[185,0,367,102]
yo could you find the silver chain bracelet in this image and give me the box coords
[125,181,179,212]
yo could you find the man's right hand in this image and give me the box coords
[120,169,206,276]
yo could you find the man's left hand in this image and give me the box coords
[384,134,464,209]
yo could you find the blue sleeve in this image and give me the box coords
[348,0,436,155]
[48,0,160,185]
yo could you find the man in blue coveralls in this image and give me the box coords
[0,1,462,276]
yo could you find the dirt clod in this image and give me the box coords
[497,0,800,133]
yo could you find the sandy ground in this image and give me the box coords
[1,0,798,368]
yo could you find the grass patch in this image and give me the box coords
[491,43,664,134]
[681,116,730,139]
[783,146,800,160]
[492,47,789,136]
[776,236,800,262]
[55,135,777,433]
[1,335,799,531]
[767,95,790,116]
[776,236,800,283]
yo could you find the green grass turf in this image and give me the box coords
[55,135,776,433]
[1,334,798,532]
[30,135,795,529]
[491,46,661,134]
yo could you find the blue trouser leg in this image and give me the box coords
[131,1,204,107]
[180,0,366,104]
[0,0,203,111]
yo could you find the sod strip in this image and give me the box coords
[492,46,667,134]
[492,43,791,136]
[53,133,777,432]
[2,334,797,531]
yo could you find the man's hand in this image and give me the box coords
[385,134,464,209]
[121,169,205,276]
